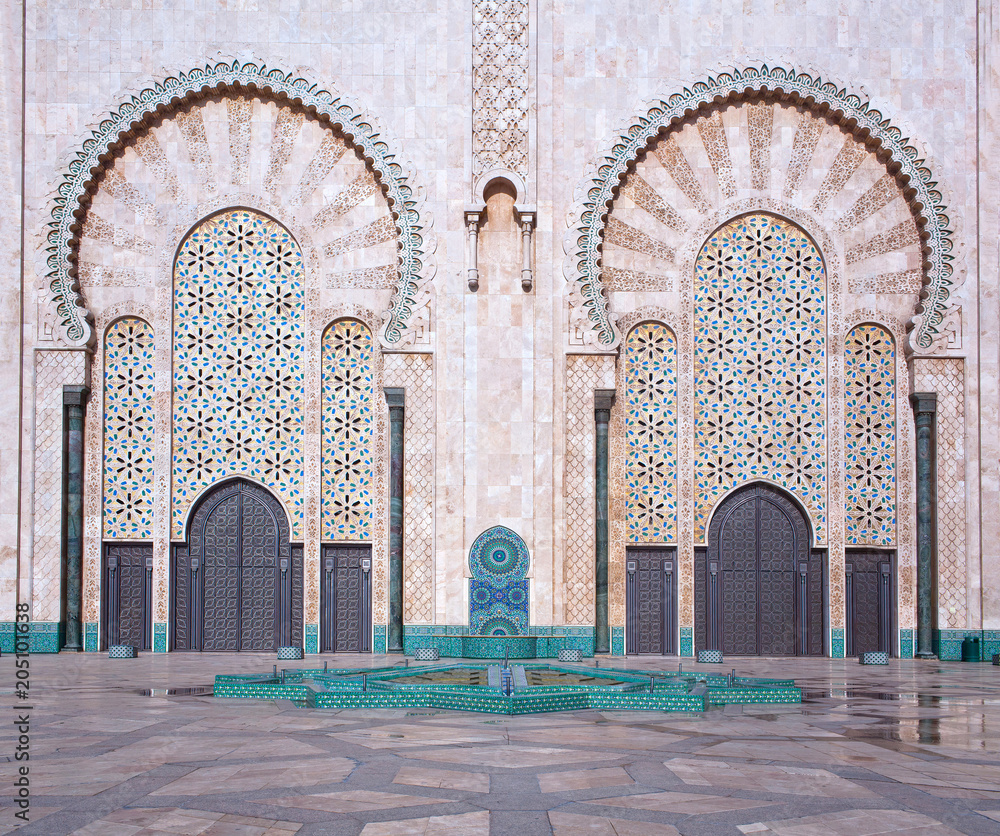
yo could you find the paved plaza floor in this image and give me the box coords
[3,653,1000,835]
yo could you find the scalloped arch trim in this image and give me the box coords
[566,65,954,350]
[47,59,427,347]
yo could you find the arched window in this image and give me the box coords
[623,322,677,542]
[321,319,375,541]
[844,325,896,544]
[103,317,155,539]
[171,209,305,539]
[694,213,827,542]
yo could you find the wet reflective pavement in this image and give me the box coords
[3,653,1000,834]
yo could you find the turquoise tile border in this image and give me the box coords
[84,622,99,652]
[831,627,845,658]
[934,629,1000,662]
[680,626,693,657]
[153,622,168,653]
[402,625,597,658]
[611,626,625,656]
[899,628,914,659]
[305,623,319,655]
[0,622,15,653]
[373,624,387,654]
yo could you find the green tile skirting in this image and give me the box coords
[934,629,1000,662]
[0,622,63,653]
[403,625,596,658]
[84,622,99,652]
[153,623,168,653]
[214,662,802,715]
[899,628,914,659]
[831,627,845,658]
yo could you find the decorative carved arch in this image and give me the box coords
[564,65,955,351]
[47,59,434,348]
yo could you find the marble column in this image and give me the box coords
[911,392,937,659]
[594,389,615,653]
[62,385,90,652]
[386,387,405,652]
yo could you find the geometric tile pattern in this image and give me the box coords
[171,210,305,539]
[624,323,677,542]
[472,0,529,180]
[102,317,155,539]
[321,319,375,541]
[844,325,896,545]
[469,525,530,635]
[694,214,826,542]
[915,358,966,626]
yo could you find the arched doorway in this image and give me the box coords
[173,479,301,651]
[701,483,822,656]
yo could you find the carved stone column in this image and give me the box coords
[594,389,615,653]
[62,385,90,651]
[385,387,405,653]
[911,392,937,659]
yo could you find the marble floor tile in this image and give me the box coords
[401,745,622,768]
[359,810,490,834]
[150,757,355,795]
[537,766,635,792]
[253,790,443,813]
[548,811,681,834]
[664,757,876,798]
[588,789,773,814]
[393,766,490,793]
[736,808,965,835]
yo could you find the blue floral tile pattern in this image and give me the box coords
[103,317,155,538]
[172,210,305,538]
[469,526,530,635]
[845,324,896,545]
[624,323,677,543]
[694,214,826,542]
[321,320,374,541]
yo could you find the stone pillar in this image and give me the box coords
[385,387,405,653]
[62,385,90,651]
[911,392,937,659]
[594,389,615,654]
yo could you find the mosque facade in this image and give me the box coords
[1,0,996,660]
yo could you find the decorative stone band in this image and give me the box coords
[46,59,431,348]
[564,64,954,350]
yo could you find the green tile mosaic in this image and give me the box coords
[611,626,624,656]
[373,624,387,654]
[28,622,62,653]
[214,662,801,716]
[153,622,167,653]
[305,623,319,655]
[831,627,845,658]
[899,628,914,659]
[0,622,15,654]
[680,626,693,657]
[934,629,1000,662]
[84,622,99,652]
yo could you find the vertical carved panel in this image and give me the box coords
[103,544,152,650]
[472,0,529,181]
[623,324,677,543]
[694,214,827,543]
[845,325,896,545]
[321,320,375,541]
[239,492,278,651]
[102,318,155,539]
[201,492,241,652]
[914,358,966,627]
[321,545,372,653]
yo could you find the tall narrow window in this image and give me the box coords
[845,325,896,544]
[172,209,305,538]
[623,323,677,542]
[694,213,827,541]
[103,317,155,539]
[321,320,375,541]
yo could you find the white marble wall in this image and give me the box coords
[3,0,992,633]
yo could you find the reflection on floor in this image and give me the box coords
[5,653,1000,835]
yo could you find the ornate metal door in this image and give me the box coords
[321,545,372,653]
[102,544,152,650]
[172,479,298,651]
[706,483,818,656]
[846,550,894,655]
[626,547,676,654]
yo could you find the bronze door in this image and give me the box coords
[102,544,152,650]
[706,483,818,656]
[321,545,372,653]
[626,547,677,654]
[846,550,894,655]
[172,479,297,651]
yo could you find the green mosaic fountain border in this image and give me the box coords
[214,662,801,715]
